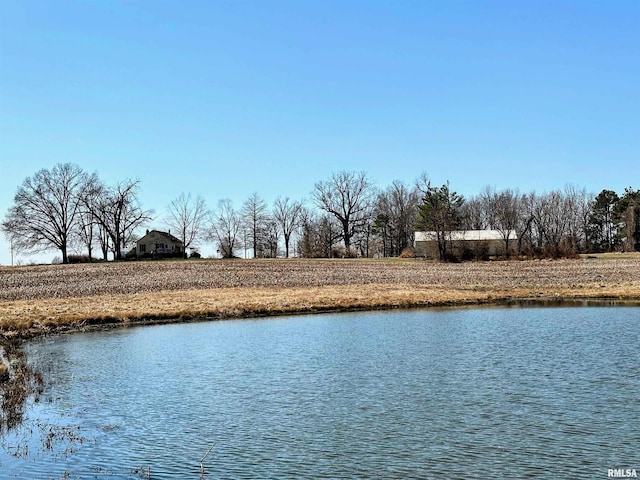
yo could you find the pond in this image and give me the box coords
[1,306,639,479]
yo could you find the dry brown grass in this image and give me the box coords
[1,257,639,337]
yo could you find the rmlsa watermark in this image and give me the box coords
[608,469,637,478]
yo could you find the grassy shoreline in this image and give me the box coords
[1,256,639,339]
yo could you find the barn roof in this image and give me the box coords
[415,230,517,242]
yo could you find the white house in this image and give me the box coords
[136,230,184,258]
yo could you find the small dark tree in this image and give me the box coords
[416,180,464,261]
[588,189,620,252]
[614,187,640,251]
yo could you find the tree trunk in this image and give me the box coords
[342,220,351,250]
[284,234,290,258]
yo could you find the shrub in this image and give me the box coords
[331,246,357,258]
[67,255,96,264]
[125,248,138,260]
[189,251,201,259]
[443,251,462,263]
[399,247,416,258]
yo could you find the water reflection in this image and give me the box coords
[0,339,43,435]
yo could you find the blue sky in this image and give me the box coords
[1,0,638,264]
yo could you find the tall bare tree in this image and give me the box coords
[484,187,521,258]
[74,171,103,260]
[2,163,89,263]
[374,180,419,256]
[312,171,375,252]
[531,190,576,258]
[273,196,303,258]
[563,184,592,253]
[209,199,241,258]
[166,193,209,258]
[241,192,269,258]
[352,201,377,257]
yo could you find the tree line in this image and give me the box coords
[2,163,639,263]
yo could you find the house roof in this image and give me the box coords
[415,230,517,242]
[137,230,183,245]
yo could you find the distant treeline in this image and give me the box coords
[2,164,639,263]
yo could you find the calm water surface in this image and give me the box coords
[1,307,639,479]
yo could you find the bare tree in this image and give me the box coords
[298,209,341,258]
[209,199,241,258]
[563,184,592,253]
[76,208,97,260]
[84,179,112,261]
[312,171,375,252]
[484,187,521,258]
[79,177,109,260]
[374,180,420,256]
[241,192,269,258]
[531,190,574,258]
[81,179,153,260]
[459,195,489,231]
[74,172,103,260]
[352,202,376,258]
[263,219,280,258]
[114,181,153,259]
[273,196,303,258]
[2,163,89,263]
[165,193,209,258]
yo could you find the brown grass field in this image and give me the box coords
[1,255,639,338]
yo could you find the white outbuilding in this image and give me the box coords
[414,230,517,259]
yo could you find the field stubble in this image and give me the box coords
[1,257,639,336]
